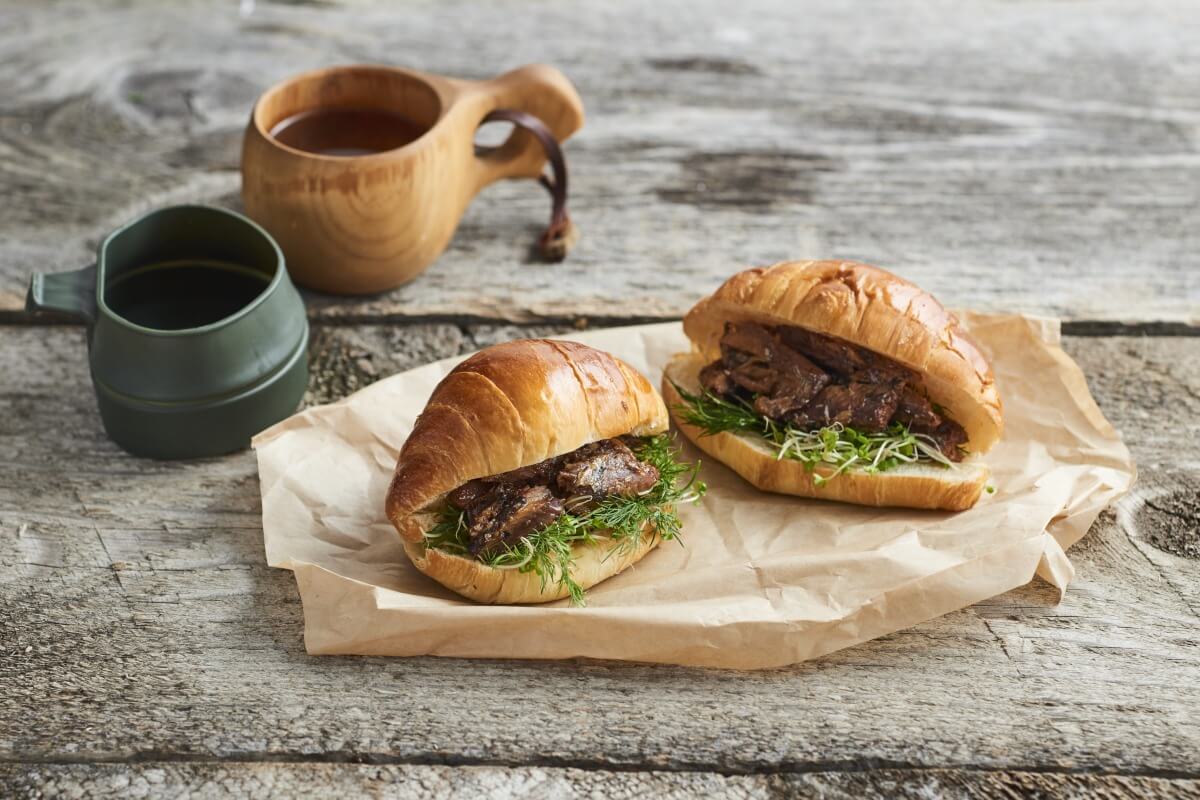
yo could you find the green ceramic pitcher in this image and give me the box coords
[26,205,309,459]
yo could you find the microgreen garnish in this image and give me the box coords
[670,381,956,485]
[423,434,705,606]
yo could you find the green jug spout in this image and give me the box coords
[27,264,98,323]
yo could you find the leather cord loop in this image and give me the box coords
[480,109,577,262]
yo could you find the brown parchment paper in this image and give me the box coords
[253,313,1135,669]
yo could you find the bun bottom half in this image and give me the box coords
[663,352,988,512]
[401,516,662,604]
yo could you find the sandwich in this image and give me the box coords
[663,260,1002,511]
[387,339,704,605]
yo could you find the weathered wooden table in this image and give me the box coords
[3,1,1198,797]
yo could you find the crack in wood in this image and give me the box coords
[3,764,1198,800]
[1062,321,1200,337]
[979,617,1016,662]
[646,57,763,76]
[4,751,1200,782]
[4,314,1198,335]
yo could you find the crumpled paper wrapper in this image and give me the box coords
[253,313,1135,669]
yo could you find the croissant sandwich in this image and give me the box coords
[663,260,1003,511]
[387,339,704,605]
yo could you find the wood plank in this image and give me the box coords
[2,324,1198,776]
[2,0,1198,323]
[2,764,1197,800]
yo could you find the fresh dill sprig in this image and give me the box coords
[589,435,706,558]
[423,506,471,555]
[422,434,705,607]
[670,381,956,486]
[670,383,765,438]
[487,513,596,606]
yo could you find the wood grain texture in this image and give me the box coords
[2,764,1198,800]
[3,0,1199,792]
[2,324,1197,779]
[1,0,1198,323]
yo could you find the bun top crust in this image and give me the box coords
[386,339,667,537]
[683,260,1003,452]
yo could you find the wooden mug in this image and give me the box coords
[241,64,584,295]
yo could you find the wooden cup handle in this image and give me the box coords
[477,109,576,262]
[468,65,583,261]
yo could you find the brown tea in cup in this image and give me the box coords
[269,109,427,157]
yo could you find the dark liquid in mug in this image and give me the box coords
[269,108,426,156]
[106,260,271,330]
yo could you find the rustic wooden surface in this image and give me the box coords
[2,0,1199,798]
[3,327,1199,799]
[0,0,1198,325]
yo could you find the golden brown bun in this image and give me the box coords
[386,339,669,603]
[665,352,989,512]
[683,260,1003,453]
[401,522,661,604]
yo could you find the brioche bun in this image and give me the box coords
[386,339,669,603]
[669,260,1000,511]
